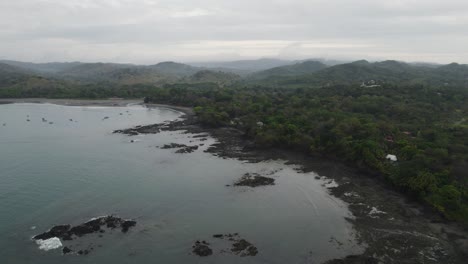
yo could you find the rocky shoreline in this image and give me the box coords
[33,216,136,256]
[192,233,259,257]
[114,104,468,264]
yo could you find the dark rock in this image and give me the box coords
[234,173,275,187]
[245,245,258,256]
[159,143,198,153]
[160,143,186,149]
[213,234,223,238]
[69,225,98,237]
[62,233,73,241]
[62,247,72,254]
[232,239,251,252]
[175,145,198,154]
[192,243,213,257]
[231,239,258,256]
[33,216,136,243]
[121,220,136,233]
[77,249,90,255]
[33,225,71,240]
[192,134,209,138]
[324,255,379,264]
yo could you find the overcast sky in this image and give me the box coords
[1,0,467,64]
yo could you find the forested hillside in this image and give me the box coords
[247,60,327,82]
[246,60,468,88]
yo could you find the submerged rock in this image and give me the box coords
[234,173,275,187]
[159,143,199,153]
[175,145,198,154]
[192,241,213,257]
[160,143,186,149]
[231,239,258,256]
[324,255,379,264]
[78,249,90,255]
[62,246,72,254]
[121,220,137,233]
[194,233,258,258]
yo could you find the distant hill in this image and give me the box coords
[0,60,83,74]
[190,58,295,72]
[187,70,240,85]
[248,60,327,81]
[431,63,468,86]
[147,61,200,77]
[0,60,243,93]
[55,63,171,84]
[0,63,34,87]
[0,63,30,76]
[248,60,468,88]
[2,59,467,93]
[55,61,202,84]
[0,62,77,98]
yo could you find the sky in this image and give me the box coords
[1,0,467,64]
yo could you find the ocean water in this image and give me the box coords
[0,103,362,264]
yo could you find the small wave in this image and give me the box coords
[35,237,62,251]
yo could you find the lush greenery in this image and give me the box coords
[1,59,467,223]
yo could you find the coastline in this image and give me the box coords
[0,98,194,116]
[3,98,467,263]
[0,98,142,107]
[113,105,468,264]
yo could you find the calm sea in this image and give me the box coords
[0,103,361,264]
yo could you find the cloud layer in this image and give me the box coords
[1,0,467,63]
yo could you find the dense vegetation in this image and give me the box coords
[1,59,467,223]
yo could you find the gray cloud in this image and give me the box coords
[1,0,467,63]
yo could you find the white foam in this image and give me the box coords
[324,179,339,188]
[88,215,108,221]
[35,237,62,251]
[369,207,387,218]
[344,192,359,197]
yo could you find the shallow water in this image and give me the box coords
[0,103,362,263]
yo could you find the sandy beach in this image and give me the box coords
[0,98,194,115]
